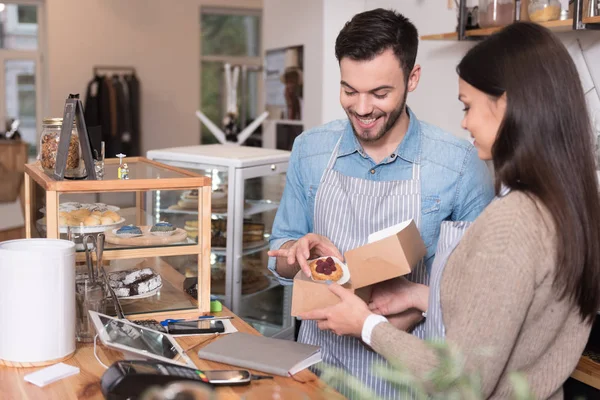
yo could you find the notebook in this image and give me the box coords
[197,332,321,376]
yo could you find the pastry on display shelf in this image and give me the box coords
[108,267,163,298]
[184,220,199,242]
[170,187,253,214]
[115,225,143,238]
[210,219,265,248]
[38,203,124,229]
[210,266,270,295]
[150,222,176,236]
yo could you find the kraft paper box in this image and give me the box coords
[291,219,426,316]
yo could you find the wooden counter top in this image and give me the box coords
[0,308,341,400]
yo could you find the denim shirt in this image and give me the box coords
[268,108,494,284]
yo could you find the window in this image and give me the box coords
[17,5,36,24]
[0,3,42,157]
[17,74,35,118]
[200,8,262,145]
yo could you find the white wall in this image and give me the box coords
[321,0,365,123]
[263,0,324,130]
[265,0,600,143]
[46,0,262,156]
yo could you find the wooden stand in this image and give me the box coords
[23,157,212,315]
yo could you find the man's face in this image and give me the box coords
[340,48,416,143]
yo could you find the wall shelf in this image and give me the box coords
[421,19,574,41]
[583,16,600,24]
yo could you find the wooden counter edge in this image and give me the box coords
[572,355,600,390]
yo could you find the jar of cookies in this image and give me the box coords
[528,0,561,22]
[38,118,85,179]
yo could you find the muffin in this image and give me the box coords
[115,225,143,238]
[100,216,114,225]
[310,257,343,281]
[150,222,176,236]
[71,208,91,219]
[184,220,199,241]
[102,210,121,223]
[83,215,101,226]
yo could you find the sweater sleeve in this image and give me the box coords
[371,201,537,396]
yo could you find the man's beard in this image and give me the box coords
[348,91,408,143]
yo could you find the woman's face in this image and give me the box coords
[458,78,506,160]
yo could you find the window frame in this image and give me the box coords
[199,6,263,144]
[0,0,44,158]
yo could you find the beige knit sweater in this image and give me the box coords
[371,191,592,399]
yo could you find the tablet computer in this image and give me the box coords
[89,311,195,368]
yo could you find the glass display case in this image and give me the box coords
[147,145,293,338]
[23,157,213,317]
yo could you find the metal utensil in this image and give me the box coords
[96,233,105,279]
[83,235,96,283]
[93,232,124,319]
[100,263,125,319]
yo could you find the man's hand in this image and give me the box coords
[298,283,371,337]
[369,277,429,316]
[268,233,343,278]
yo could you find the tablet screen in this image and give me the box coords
[98,314,180,361]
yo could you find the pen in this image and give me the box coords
[160,316,234,326]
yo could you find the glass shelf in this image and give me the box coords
[159,199,279,218]
[210,241,269,256]
[211,275,281,303]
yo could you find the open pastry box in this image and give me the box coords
[291,219,427,316]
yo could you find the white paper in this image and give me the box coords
[368,219,413,244]
[24,363,80,387]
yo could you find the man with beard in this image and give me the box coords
[267,8,494,398]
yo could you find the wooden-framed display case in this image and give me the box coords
[23,157,212,316]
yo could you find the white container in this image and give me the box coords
[0,239,76,366]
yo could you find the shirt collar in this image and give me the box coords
[337,107,421,163]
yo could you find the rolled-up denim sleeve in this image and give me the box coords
[452,146,495,221]
[268,135,312,285]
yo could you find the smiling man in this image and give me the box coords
[267,8,494,399]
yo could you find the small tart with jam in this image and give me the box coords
[309,257,343,281]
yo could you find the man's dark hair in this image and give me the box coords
[335,8,419,81]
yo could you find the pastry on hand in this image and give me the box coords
[309,257,343,281]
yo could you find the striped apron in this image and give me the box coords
[423,221,472,340]
[299,133,428,399]
[425,189,506,340]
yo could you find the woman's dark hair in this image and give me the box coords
[335,8,418,82]
[457,22,600,323]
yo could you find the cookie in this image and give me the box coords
[150,222,176,236]
[115,225,143,238]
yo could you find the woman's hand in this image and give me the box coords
[369,277,429,316]
[298,283,372,337]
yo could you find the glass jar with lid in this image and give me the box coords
[38,117,86,179]
[478,0,515,28]
[528,0,561,22]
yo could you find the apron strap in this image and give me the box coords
[320,134,344,183]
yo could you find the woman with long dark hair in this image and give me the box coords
[300,22,600,398]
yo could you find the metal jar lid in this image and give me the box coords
[42,117,77,126]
